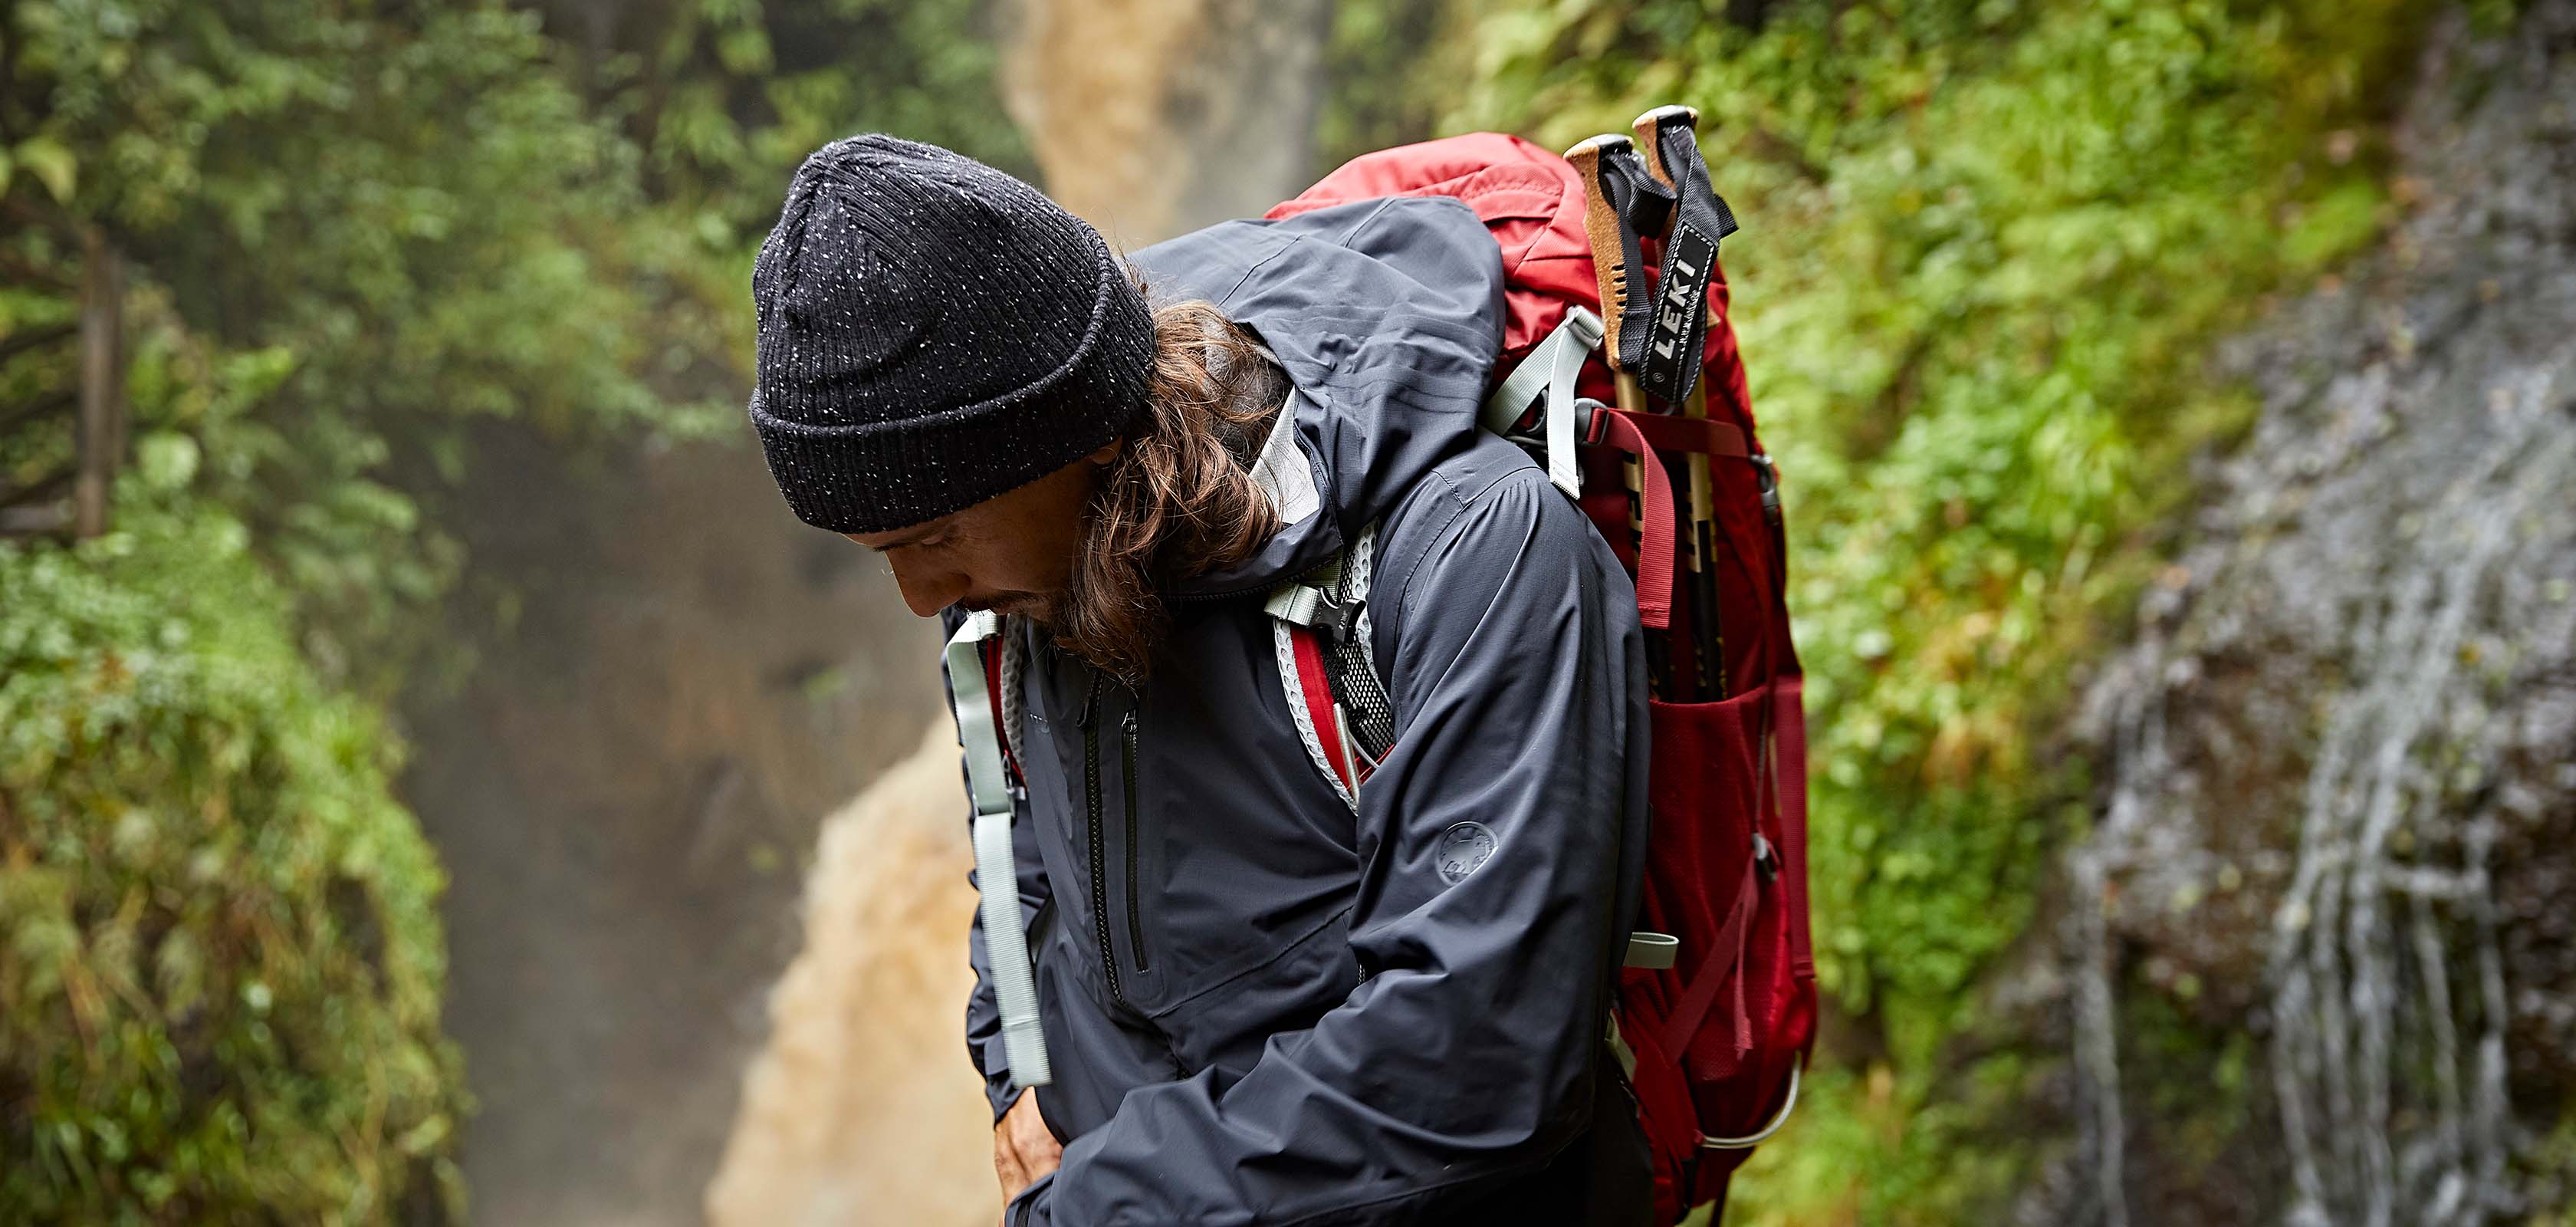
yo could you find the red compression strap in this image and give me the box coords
[1584,409,1679,630]
[1616,1014,1702,1169]
[1776,673,1812,976]
[1290,626,1355,794]
[1608,411,1750,460]
[1658,853,1763,1060]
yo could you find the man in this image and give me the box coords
[747,134,1653,1226]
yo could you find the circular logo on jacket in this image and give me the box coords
[1435,822,1499,884]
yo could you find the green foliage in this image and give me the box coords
[558,0,1031,227]
[2,0,1023,1218]
[1316,0,1466,169]
[8,0,1022,693]
[1720,1058,2039,1227]
[2528,1113,2576,1227]
[1447,0,2425,1217]
[0,503,465,1222]
[14,0,691,691]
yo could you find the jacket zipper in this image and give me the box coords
[1077,673,1123,1005]
[1122,709,1147,972]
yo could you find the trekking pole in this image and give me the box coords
[1631,104,1728,698]
[1565,133,1674,699]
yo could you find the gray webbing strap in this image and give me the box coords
[1265,525,1381,812]
[1480,305,1604,499]
[944,611,1050,1089]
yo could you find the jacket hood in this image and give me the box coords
[1125,196,1507,597]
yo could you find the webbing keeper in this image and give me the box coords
[1625,930,1680,970]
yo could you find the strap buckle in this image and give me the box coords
[1265,580,1362,640]
[1308,589,1361,640]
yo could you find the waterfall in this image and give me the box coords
[998,0,1332,243]
[705,723,997,1227]
[2064,5,2576,1223]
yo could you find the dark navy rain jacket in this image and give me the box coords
[951,195,1654,1227]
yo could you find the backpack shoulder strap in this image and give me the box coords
[1266,523,1389,810]
[1263,524,1680,974]
[942,611,1049,1090]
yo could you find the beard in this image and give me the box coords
[968,590,1060,622]
[1045,509,1162,685]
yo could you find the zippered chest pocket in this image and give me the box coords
[1073,676,1155,1010]
[1030,620,1361,1019]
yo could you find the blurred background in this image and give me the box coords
[2,1,2570,1224]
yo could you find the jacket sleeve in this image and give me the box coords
[947,612,1055,1124]
[1011,465,1650,1226]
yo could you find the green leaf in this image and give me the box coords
[136,433,202,491]
[13,137,75,203]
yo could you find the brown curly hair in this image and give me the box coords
[1052,297,1288,682]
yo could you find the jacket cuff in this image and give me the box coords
[1007,1170,1056,1226]
[983,1048,1020,1124]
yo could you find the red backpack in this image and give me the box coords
[1263,118,1817,1223]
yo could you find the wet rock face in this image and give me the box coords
[2061,5,2576,1225]
[399,432,946,1227]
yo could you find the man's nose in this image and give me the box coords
[888,556,967,618]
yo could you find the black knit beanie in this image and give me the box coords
[747,135,1156,533]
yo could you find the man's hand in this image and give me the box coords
[994,1087,1064,1215]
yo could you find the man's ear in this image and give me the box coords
[1088,436,1123,466]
